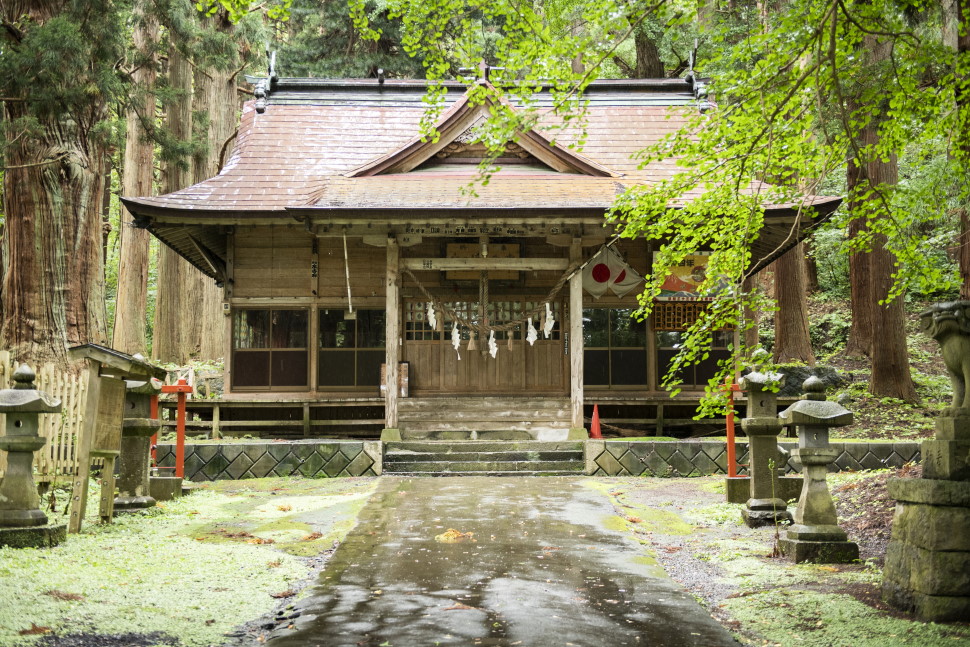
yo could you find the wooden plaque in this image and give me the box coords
[92,377,125,456]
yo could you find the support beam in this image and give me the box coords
[569,238,586,435]
[384,238,401,433]
[401,258,569,272]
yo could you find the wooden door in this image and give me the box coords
[402,299,566,394]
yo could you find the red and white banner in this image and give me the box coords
[582,247,643,298]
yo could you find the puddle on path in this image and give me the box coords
[263,477,737,647]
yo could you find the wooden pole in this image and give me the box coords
[385,238,400,430]
[69,359,101,534]
[569,238,585,431]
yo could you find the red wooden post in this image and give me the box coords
[149,393,159,466]
[725,381,741,477]
[160,379,193,479]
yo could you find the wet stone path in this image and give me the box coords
[264,477,738,647]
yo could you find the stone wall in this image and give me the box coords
[586,440,921,477]
[157,440,921,481]
[155,441,382,481]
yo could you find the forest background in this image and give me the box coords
[0,0,968,412]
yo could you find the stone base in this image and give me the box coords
[882,579,970,623]
[742,505,793,528]
[779,538,859,563]
[114,495,157,512]
[883,477,970,621]
[567,427,589,441]
[725,476,803,504]
[922,439,970,481]
[380,428,402,442]
[0,523,66,548]
[0,508,48,527]
[149,476,183,501]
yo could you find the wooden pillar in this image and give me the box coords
[384,238,400,434]
[569,238,585,434]
[69,360,101,534]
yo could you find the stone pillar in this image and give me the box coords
[114,378,162,511]
[777,376,858,563]
[740,371,792,527]
[0,365,66,548]
[883,301,970,621]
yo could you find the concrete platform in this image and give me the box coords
[264,476,738,647]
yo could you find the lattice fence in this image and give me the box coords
[0,352,88,483]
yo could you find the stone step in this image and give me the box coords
[384,450,583,464]
[384,471,584,477]
[386,441,584,453]
[383,460,584,474]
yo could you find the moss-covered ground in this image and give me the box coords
[0,477,376,646]
[602,472,970,647]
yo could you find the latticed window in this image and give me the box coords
[318,309,385,388]
[232,309,309,390]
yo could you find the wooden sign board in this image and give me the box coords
[446,244,520,280]
[92,377,125,457]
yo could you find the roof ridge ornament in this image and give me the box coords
[254,51,279,114]
[457,60,505,84]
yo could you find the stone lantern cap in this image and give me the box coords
[739,371,785,392]
[0,365,61,414]
[125,377,163,395]
[779,376,852,427]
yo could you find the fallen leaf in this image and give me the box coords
[270,590,296,599]
[542,546,560,552]
[435,528,474,543]
[267,560,283,568]
[444,602,477,610]
[247,537,275,545]
[302,532,323,541]
[818,566,840,572]
[625,516,642,524]
[44,589,85,602]
[19,624,52,636]
[277,504,292,512]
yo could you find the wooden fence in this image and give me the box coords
[0,351,88,484]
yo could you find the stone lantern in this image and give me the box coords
[777,376,858,563]
[0,365,65,548]
[739,371,792,528]
[114,378,162,511]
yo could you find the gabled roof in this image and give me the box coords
[120,77,841,280]
[345,82,618,178]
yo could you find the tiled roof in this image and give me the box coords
[122,79,727,215]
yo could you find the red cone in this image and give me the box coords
[590,404,603,439]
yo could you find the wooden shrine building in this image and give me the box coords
[122,75,839,440]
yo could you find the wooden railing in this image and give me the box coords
[0,351,89,483]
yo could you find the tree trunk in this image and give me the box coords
[772,244,816,365]
[0,6,109,365]
[862,34,917,403]
[950,0,970,297]
[634,27,664,78]
[845,153,873,358]
[112,3,158,355]
[154,45,195,363]
[742,274,762,355]
[192,45,237,362]
[802,236,819,294]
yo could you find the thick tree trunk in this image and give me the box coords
[112,4,158,355]
[845,154,873,358]
[154,45,196,363]
[802,236,819,294]
[862,35,917,403]
[634,27,664,78]
[0,5,108,365]
[951,0,970,297]
[772,244,816,366]
[193,45,237,362]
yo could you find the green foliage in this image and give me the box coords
[352,0,970,416]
